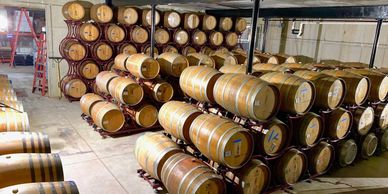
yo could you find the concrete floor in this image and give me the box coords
[1,65,388,194]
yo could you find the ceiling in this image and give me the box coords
[113,0,388,11]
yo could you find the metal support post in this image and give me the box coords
[369,18,383,68]
[150,4,156,58]
[246,0,260,74]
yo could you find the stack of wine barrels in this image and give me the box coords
[0,74,30,132]
[0,131,79,193]
[133,57,388,193]
[60,0,247,102]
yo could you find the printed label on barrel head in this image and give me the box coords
[225,151,232,157]
[234,139,242,156]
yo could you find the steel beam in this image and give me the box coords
[370,19,383,68]
[150,4,156,58]
[246,0,260,74]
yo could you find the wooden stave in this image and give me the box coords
[126,104,158,127]
[108,76,144,106]
[322,70,371,106]
[163,45,179,53]
[105,24,126,43]
[154,28,171,45]
[60,76,87,99]
[91,101,125,132]
[213,73,280,121]
[130,26,149,44]
[0,181,79,194]
[117,6,139,25]
[258,119,289,156]
[183,13,200,30]
[62,40,86,62]
[163,11,181,28]
[210,52,238,69]
[274,148,307,185]
[294,112,324,147]
[173,29,189,46]
[186,53,215,68]
[182,46,197,56]
[361,132,378,159]
[219,64,246,74]
[225,32,239,47]
[179,66,222,103]
[234,17,247,32]
[80,93,104,116]
[158,101,202,143]
[353,106,375,136]
[118,43,138,55]
[78,23,100,42]
[78,60,100,80]
[156,52,189,77]
[0,100,24,112]
[308,141,334,175]
[252,63,290,73]
[141,9,161,27]
[374,103,388,130]
[326,108,352,140]
[200,46,215,56]
[125,54,160,79]
[209,31,224,47]
[201,14,217,31]
[134,132,181,180]
[294,70,345,110]
[62,1,93,21]
[0,153,64,188]
[92,42,114,61]
[191,30,207,46]
[219,17,233,31]
[95,71,119,94]
[231,159,270,194]
[0,132,51,156]
[90,3,113,23]
[189,114,254,169]
[260,72,315,115]
[142,78,174,102]
[142,44,160,57]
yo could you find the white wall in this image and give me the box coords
[263,20,388,68]
[0,0,104,97]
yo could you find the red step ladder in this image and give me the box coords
[32,33,48,96]
[10,8,38,68]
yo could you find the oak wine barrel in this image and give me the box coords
[326,108,352,140]
[201,14,217,31]
[209,31,224,46]
[210,52,238,69]
[190,114,254,169]
[90,4,113,23]
[215,47,229,54]
[119,43,137,55]
[0,132,50,155]
[294,112,323,147]
[161,152,225,194]
[280,63,314,71]
[141,9,160,26]
[0,88,15,98]
[233,52,261,65]
[294,70,345,110]
[130,26,149,44]
[117,7,138,25]
[186,53,215,68]
[337,139,357,167]
[127,104,158,128]
[0,181,79,194]
[361,133,378,159]
[219,64,246,74]
[308,141,334,175]
[273,54,297,64]
[214,73,280,121]
[179,66,222,103]
[225,32,238,47]
[143,44,159,56]
[163,11,181,28]
[322,70,370,105]
[108,76,144,105]
[235,18,247,33]
[159,101,202,143]
[258,119,289,156]
[124,54,160,79]
[163,45,178,53]
[200,46,215,55]
[254,52,274,64]
[61,40,86,61]
[91,101,125,132]
[95,71,118,94]
[105,24,125,43]
[345,69,388,101]
[93,42,113,61]
[273,148,307,185]
[78,60,100,80]
[60,76,87,98]
[374,103,388,130]
[260,72,315,114]
[353,106,375,136]
[142,79,174,102]
[80,93,104,116]
[219,17,233,31]
[252,63,290,72]
[134,132,181,180]
[183,13,200,30]
[173,29,189,46]
[0,153,63,188]
[182,46,197,56]
[156,52,189,77]
[62,1,92,21]
[0,100,24,112]
[380,130,388,152]
[105,60,115,71]
[192,30,207,46]
[230,159,270,194]
[78,23,100,42]
[155,28,170,45]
